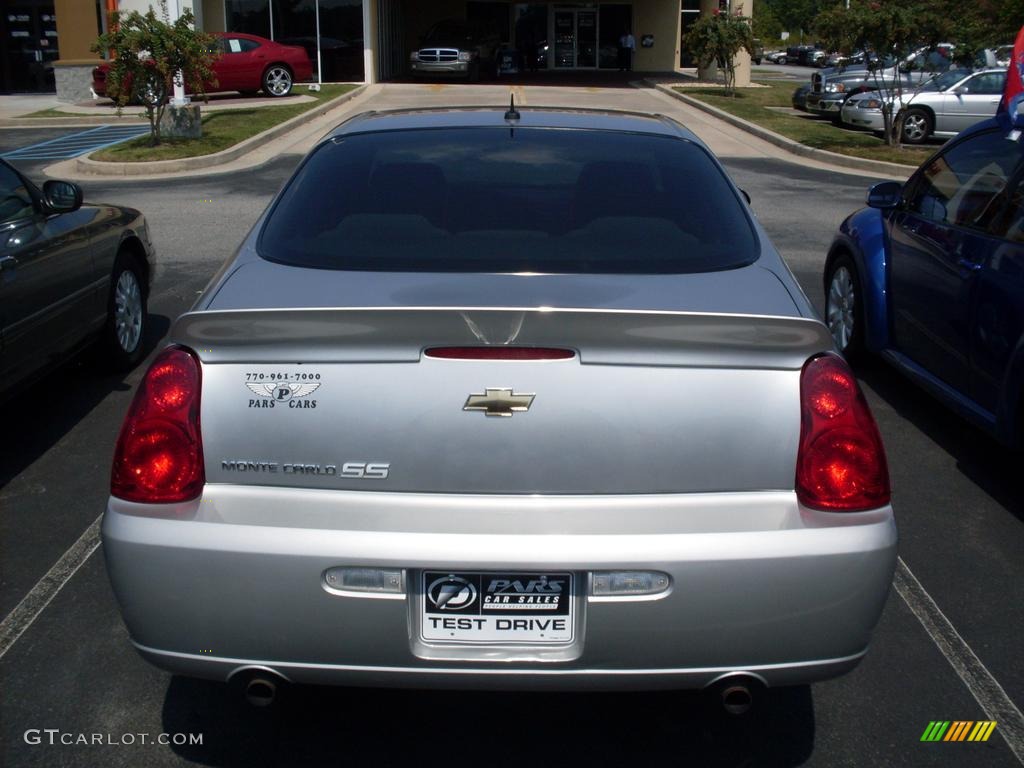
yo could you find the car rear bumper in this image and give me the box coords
[102,488,897,691]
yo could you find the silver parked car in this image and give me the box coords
[841,68,1007,144]
[103,106,896,707]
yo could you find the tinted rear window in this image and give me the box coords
[258,126,759,273]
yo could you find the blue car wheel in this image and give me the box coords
[825,255,865,360]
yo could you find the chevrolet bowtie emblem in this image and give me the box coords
[463,388,535,417]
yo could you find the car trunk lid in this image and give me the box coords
[179,308,829,495]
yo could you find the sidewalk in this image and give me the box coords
[0,90,324,127]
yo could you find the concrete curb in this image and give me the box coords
[71,85,366,177]
[647,80,917,178]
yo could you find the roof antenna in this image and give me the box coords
[504,93,520,121]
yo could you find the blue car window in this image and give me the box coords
[905,129,1024,233]
[990,178,1024,243]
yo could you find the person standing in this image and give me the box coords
[618,29,636,71]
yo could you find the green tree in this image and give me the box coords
[684,9,756,94]
[92,1,217,146]
[764,0,827,39]
[812,0,1005,146]
[751,0,783,42]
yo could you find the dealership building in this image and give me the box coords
[1,0,750,100]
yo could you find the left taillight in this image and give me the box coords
[111,346,204,504]
[795,353,890,512]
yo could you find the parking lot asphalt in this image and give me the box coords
[1,83,1022,767]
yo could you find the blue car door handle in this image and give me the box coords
[956,257,983,271]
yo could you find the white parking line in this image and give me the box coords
[0,515,101,661]
[0,515,1021,767]
[895,557,1024,763]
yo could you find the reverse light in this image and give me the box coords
[796,354,890,511]
[591,571,670,597]
[323,567,404,595]
[111,346,204,504]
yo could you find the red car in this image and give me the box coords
[93,32,313,101]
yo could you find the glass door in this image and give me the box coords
[554,9,599,69]
[575,11,596,68]
[554,11,575,68]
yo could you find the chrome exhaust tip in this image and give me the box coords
[719,683,754,716]
[244,677,278,707]
[704,673,764,716]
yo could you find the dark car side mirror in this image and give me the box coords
[43,180,82,213]
[866,181,902,209]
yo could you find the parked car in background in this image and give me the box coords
[103,106,895,706]
[792,84,810,111]
[823,108,1024,447]
[93,32,312,100]
[764,50,788,64]
[750,39,764,65]
[805,69,899,121]
[0,159,154,401]
[409,19,501,81]
[840,68,1007,144]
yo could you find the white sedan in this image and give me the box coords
[840,68,1006,143]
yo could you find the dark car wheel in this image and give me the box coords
[104,254,147,370]
[262,65,294,97]
[899,107,932,145]
[825,255,865,360]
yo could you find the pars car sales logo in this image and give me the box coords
[245,379,320,409]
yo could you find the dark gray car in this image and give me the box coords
[0,159,154,400]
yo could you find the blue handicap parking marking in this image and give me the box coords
[2,125,151,160]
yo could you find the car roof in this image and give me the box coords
[323,107,697,141]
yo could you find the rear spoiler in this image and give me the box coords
[172,307,833,370]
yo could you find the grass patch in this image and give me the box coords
[678,81,934,166]
[91,84,357,162]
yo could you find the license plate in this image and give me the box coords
[420,571,574,644]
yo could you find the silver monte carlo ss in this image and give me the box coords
[103,106,896,708]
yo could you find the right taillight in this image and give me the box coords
[796,353,890,511]
[111,346,204,504]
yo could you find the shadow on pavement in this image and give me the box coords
[855,358,1022,520]
[163,677,815,767]
[0,313,171,488]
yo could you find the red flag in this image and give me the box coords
[999,24,1024,114]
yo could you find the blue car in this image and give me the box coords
[823,105,1024,447]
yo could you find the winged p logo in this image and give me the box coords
[246,381,321,402]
